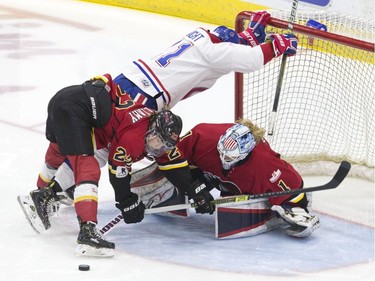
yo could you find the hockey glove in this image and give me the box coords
[271,205,320,238]
[186,181,215,215]
[267,33,298,57]
[239,11,270,46]
[116,193,145,224]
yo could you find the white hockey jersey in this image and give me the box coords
[120,28,266,110]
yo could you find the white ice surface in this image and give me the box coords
[0,1,374,280]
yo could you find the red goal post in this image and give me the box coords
[234,10,374,181]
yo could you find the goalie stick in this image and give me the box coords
[99,160,350,235]
[268,0,299,136]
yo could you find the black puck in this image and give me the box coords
[79,264,90,271]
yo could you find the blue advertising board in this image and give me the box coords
[300,0,331,6]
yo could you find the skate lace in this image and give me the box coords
[87,222,108,242]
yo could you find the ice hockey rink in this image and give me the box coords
[0,0,374,280]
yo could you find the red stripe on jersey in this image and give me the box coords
[134,93,147,105]
[138,59,171,104]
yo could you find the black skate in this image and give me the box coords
[29,187,58,230]
[17,186,60,233]
[75,221,115,257]
[17,194,46,234]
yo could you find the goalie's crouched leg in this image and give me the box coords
[271,205,320,238]
[139,180,189,218]
[270,192,320,238]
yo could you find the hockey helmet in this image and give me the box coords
[211,26,240,43]
[217,123,256,170]
[145,110,183,157]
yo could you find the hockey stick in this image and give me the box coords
[268,0,299,136]
[100,160,350,235]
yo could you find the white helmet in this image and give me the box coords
[217,124,256,170]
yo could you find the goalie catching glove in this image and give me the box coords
[271,205,320,238]
[116,193,146,224]
[186,181,215,215]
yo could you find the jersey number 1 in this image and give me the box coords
[156,43,192,67]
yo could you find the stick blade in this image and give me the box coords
[330,161,351,187]
[335,161,351,181]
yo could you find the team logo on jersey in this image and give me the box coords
[269,169,281,183]
[116,166,129,178]
[203,172,241,195]
[141,78,150,87]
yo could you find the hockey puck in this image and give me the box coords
[78,264,90,271]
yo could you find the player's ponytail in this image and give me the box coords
[236,118,265,143]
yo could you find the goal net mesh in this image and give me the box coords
[235,10,374,181]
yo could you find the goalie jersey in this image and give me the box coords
[116,27,269,110]
[157,123,303,206]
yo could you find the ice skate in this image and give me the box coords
[75,221,115,258]
[17,194,46,234]
[28,186,61,230]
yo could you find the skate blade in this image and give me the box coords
[17,195,46,234]
[75,244,115,258]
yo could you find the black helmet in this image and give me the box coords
[145,110,183,157]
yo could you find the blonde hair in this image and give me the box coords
[236,118,265,143]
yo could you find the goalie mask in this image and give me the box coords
[217,124,256,170]
[145,110,183,157]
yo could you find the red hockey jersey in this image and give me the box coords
[158,123,303,205]
[93,74,154,175]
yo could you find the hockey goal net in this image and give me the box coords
[235,10,375,181]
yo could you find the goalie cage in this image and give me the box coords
[234,10,375,181]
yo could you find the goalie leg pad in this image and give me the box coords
[130,162,189,217]
[141,180,178,208]
[271,205,320,238]
[130,162,168,197]
[215,199,285,239]
[142,181,189,218]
